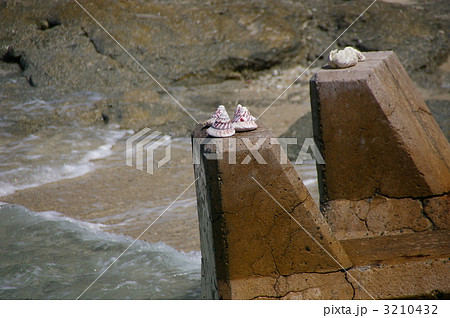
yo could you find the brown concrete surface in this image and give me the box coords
[193,121,450,298]
[348,258,450,300]
[341,230,450,266]
[424,194,450,230]
[230,230,450,299]
[192,124,352,299]
[311,51,450,241]
[310,51,450,201]
[323,195,438,240]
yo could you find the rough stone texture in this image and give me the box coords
[343,230,450,299]
[348,258,450,300]
[341,230,450,267]
[192,124,351,299]
[366,196,431,235]
[1,0,448,93]
[274,272,353,300]
[324,196,434,240]
[310,51,450,201]
[192,137,220,300]
[249,271,353,300]
[192,122,450,299]
[424,194,450,230]
[323,199,370,240]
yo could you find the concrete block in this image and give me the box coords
[324,196,433,240]
[348,259,450,300]
[310,51,450,201]
[424,194,450,230]
[192,124,351,299]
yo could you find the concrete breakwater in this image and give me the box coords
[192,52,450,299]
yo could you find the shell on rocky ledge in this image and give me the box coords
[328,47,366,69]
[206,106,235,137]
[232,104,258,131]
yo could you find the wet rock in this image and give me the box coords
[39,16,61,31]
[94,88,189,134]
[2,0,448,90]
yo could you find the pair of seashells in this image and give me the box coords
[205,104,258,138]
[328,47,366,69]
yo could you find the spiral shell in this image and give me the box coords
[232,104,258,132]
[206,106,235,137]
[204,105,226,127]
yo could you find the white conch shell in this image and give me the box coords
[232,104,258,132]
[204,105,226,127]
[328,47,366,69]
[206,106,235,138]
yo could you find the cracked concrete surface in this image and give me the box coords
[323,194,447,240]
[311,52,450,201]
[193,124,352,299]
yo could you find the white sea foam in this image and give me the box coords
[0,126,130,197]
[0,203,201,299]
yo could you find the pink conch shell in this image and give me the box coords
[206,106,235,138]
[328,47,366,69]
[232,104,258,132]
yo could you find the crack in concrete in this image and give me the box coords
[331,190,450,202]
[326,191,444,238]
[252,268,354,299]
[344,271,356,300]
[420,198,438,230]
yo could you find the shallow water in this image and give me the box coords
[0,125,131,197]
[0,91,133,197]
[0,203,201,300]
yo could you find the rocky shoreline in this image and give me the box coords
[0,0,449,252]
[1,0,449,135]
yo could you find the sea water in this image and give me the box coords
[0,203,201,300]
[0,92,134,197]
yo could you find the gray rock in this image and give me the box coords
[426,99,450,141]
[280,112,313,161]
[0,0,448,134]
